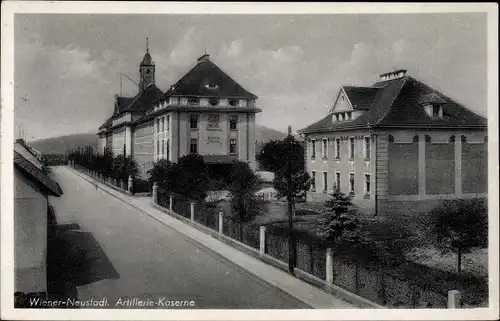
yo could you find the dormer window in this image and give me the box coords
[204,84,220,90]
[432,105,440,117]
[229,99,239,107]
[419,93,445,119]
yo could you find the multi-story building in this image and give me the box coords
[98,43,261,178]
[300,69,487,216]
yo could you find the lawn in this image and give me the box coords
[253,201,488,280]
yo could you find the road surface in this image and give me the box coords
[48,166,307,309]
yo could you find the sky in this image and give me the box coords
[14,13,487,141]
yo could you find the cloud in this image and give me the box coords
[15,35,122,139]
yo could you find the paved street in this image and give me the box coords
[48,166,307,309]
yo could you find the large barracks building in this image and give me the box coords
[97,42,261,178]
[300,69,488,215]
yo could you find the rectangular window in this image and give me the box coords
[322,139,328,159]
[166,115,170,131]
[311,140,316,159]
[229,115,238,130]
[190,115,198,129]
[349,137,355,159]
[161,117,165,132]
[323,172,328,193]
[190,139,198,154]
[230,139,238,154]
[156,139,159,155]
[349,173,355,195]
[336,172,341,192]
[156,118,160,133]
[161,139,164,155]
[311,171,316,191]
[432,105,440,117]
[364,136,371,159]
[335,138,341,159]
[365,174,371,197]
[166,140,170,161]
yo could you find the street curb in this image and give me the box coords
[68,166,380,309]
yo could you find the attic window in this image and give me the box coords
[204,84,220,90]
[229,99,239,107]
[432,105,440,117]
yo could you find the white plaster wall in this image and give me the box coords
[14,170,48,293]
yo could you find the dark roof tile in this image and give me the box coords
[162,57,257,99]
[14,151,63,196]
[301,75,486,133]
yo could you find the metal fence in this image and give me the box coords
[151,185,481,309]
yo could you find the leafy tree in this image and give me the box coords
[316,190,359,245]
[273,170,311,212]
[148,154,209,200]
[257,137,305,173]
[427,198,488,274]
[227,162,262,240]
[112,155,138,181]
[147,159,173,188]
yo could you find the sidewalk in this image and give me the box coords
[68,167,358,309]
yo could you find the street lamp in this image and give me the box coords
[287,125,296,274]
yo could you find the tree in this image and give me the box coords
[273,170,311,206]
[227,162,262,240]
[112,155,138,181]
[316,190,359,245]
[148,154,209,200]
[427,198,488,274]
[257,137,305,173]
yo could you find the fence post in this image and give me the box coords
[259,226,266,256]
[448,290,462,308]
[218,211,224,236]
[128,175,133,194]
[152,182,158,204]
[326,248,334,284]
[190,202,195,221]
[169,195,173,211]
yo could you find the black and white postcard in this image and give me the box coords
[1,2,498,320]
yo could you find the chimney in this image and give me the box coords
[197,53,210,63]
[379,69,407,82]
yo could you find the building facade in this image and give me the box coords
[98,43,261,178]
[14,146,63,298]
[300,70,487,216]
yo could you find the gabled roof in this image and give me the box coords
[14,151,63,197]
[301,75,486,133]
[162,55,257,99]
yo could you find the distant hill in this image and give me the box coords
[29,125,288,155]
[30,133,97,155]
[255,125,287,143]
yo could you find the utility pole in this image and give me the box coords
[287,125,296,274]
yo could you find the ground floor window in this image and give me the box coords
[311,171,316,192]
[364,174,371,198]
[190,139,198,154]
[323,171,328,193]
[349,173,355,195]
[335,172,341,192]
[229,139,238,155]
